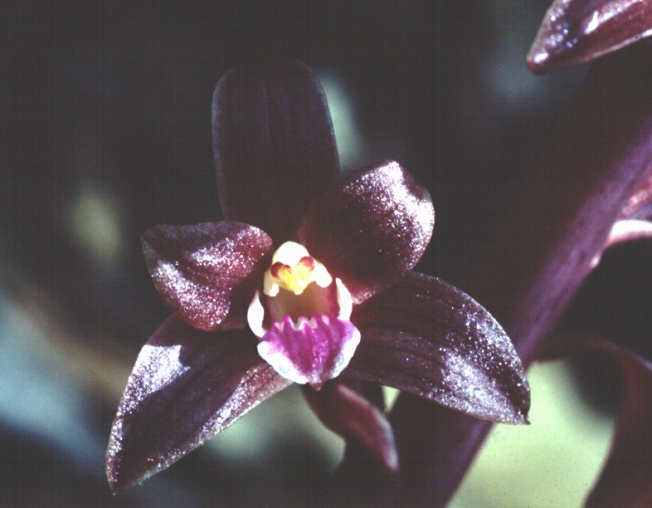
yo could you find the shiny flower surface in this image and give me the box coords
[139,157,435,393]
[106,61,530,493]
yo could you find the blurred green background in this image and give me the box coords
[2,1,650,506]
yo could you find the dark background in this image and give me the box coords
[1,1,649,506]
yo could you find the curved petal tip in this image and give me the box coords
[348,273,530,424]
[527,0,652,74]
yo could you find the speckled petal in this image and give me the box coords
[213,60,340,243]
[346,272,530,424]
[527,0,652,73]
[299,161,435,304]
[142,222,273,331]
[106,316,291,493]
[257,314,360,389]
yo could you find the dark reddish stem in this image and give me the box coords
[388,43,652,506]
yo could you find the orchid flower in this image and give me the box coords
[106,61,530,494]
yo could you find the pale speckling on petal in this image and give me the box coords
[119,343,190,415]
[142,222,273,331]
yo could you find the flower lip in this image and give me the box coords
[248,241,360,388]
[247,241,354,339]
[247,276,354,339]
[257,313,361,389]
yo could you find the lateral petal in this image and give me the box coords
[142,222,272,331]
[106,316,291,493]
[299,161,434,304]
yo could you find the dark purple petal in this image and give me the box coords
[303,382,398,472]
[142,222,272,331]
[584,342,652,507]
[346,272,529,424]
[257,313,360,389]
[212,60,340,243]
[527,0,652,73]
[106,316,291,493]
[299,161,435,304]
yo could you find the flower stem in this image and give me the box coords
[390,42,652,507]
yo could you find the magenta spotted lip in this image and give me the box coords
[257,313,360,389]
